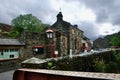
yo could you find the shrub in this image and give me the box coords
[106,61,118,73]
[93,58,106,72]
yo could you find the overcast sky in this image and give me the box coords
[0,0,120,40]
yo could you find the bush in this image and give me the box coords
[1,31,19,38]
[93,58,106,72]
[42,50,120,73]
[106,61,118,73]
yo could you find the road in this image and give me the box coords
[0,70,15,80]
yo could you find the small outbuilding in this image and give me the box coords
[0,38,25,60]
[21,57,47,69]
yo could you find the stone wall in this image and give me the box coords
[69,26,83,54]
[19,31,46,59]
[0,59,21,72]
[21,49,120,73]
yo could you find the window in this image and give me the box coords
[10,49,14,52]
[4,49,9,52]
[0,48,19,60]
[72,29,75,34]
[15,49,18,52]
[10,55,14,58]
[33,46,44,54]
[0,49,3,55]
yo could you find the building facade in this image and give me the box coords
[82,36,91,51]
[0,39,25,60]
[19,12,85,58]
[48,12,84,57]
[0,12,91,60]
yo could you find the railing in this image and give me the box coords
[13,68,120,80]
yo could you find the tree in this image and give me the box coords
[105,31,120,47]
[11,14,47,33]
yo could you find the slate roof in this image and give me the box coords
[0,39,25,46]
[51,12,71,30]
[51,12,83,33]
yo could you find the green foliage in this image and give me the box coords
[41,50,120,73]
[46,60,56,70]
[106,31,120,47]
[0,30,19,38]
[55,57,74,71]
[47,62,53,69]
[93,58,106,72]
[0,31,9,36]
[8,31,19,38]
[114,52,120,73]
[116,52,120,62]
[11,14,47,33]
[93,51,120,73]
[106,61,118,73]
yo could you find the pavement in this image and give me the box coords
[0,70,15,80]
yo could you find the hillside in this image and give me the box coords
[93,31,120,48]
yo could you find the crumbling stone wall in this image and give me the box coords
[0,59,21,72]
[19,31,46,59]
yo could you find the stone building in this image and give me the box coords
[19,12,92,58]
[82,36,91,51]
[0,12,91,71]
[49,12,84,57]
[19,12,85,58]
[19,31,46,58]
[0,39,25,60]
[0,38,25,72]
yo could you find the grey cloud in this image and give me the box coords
[0,0,119,40]
[96,8,108,23]
[0,0,55,24]
[79,21,99,40]
[111,14,120,25]
[80,0,120,25]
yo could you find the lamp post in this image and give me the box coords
[46,28,54,58]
